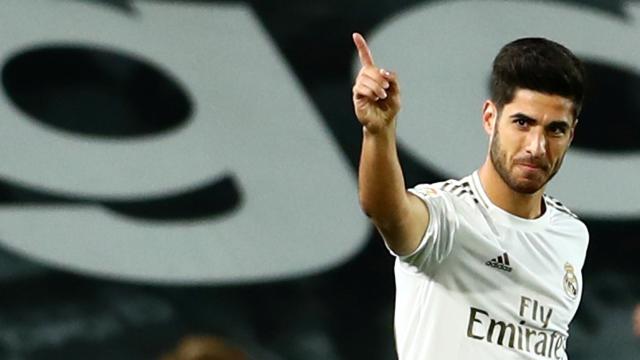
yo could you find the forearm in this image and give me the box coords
[358,124,412,229]
[352,32,427,255]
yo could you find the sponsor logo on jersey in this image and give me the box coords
[467,307,567,359]
[563,263,579,300]
[424,187,438,197]
[467,297,566,359]
[415,186,439,198]
[485,252,512,272]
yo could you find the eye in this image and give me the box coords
[548,124,568,136]
[514,118,529,127]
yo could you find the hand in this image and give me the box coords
[352,32,401,134]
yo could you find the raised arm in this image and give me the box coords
[352,33,429,256]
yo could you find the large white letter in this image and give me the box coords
[0,0,367,283]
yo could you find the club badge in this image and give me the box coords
[563,262,579,300]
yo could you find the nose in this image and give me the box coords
[525,129,547,158]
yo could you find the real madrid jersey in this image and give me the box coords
[389,171,589,360]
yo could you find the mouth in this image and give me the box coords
[515,162,548,173]
[519,163,541,169]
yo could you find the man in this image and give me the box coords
[352,32,589,359]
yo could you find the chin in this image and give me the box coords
[511,182,543,194]
[509,175,548,194]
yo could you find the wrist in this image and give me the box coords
[363,122,397,143]
[362,117,397,136]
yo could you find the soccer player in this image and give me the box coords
[352,32,589,359]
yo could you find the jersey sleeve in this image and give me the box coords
[386,183,460,270]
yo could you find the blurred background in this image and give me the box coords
[0,0,638,358]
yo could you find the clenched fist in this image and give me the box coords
[352,32,401,134]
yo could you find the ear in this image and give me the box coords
[482,100,498,136]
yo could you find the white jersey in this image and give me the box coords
[389,172,589,360]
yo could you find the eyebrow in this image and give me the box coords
[547,120,571,131]
[510,113,537,123]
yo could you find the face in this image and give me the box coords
[484,89,576,194]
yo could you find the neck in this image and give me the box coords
[478,158,545,219]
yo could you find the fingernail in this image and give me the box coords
[381,90,387,99]
[383,81,390,89]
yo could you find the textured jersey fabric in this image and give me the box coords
[389,171,589,360]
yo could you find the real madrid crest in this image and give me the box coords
[563,262,579,300]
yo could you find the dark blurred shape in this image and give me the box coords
[2,45,192,138]
[0,174,242,222]
[106,175,242,221]
[573,60,640,152]
[160,335,248,360]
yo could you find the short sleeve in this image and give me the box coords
[386,184,459,271]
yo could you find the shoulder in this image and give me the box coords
[545,195,587,232]
[412,176,481,206]
[544,194,590,249]
[545,194,580,220]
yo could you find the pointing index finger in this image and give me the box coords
[353,32,375,67]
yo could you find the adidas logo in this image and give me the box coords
[485,252,513,272]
